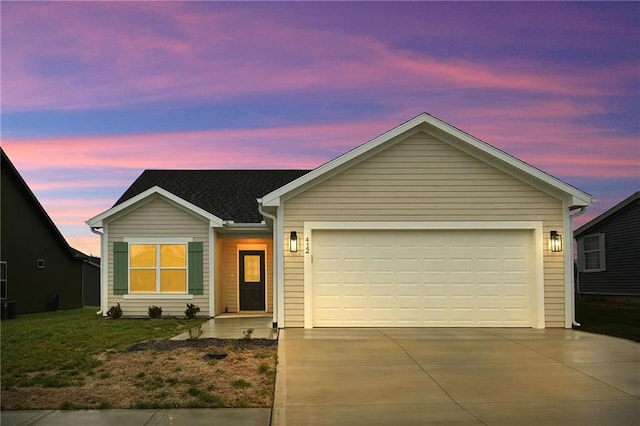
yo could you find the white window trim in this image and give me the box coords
[123,293,194,300]
[126,239,192,295]
[579,233,606,272]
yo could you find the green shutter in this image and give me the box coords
[188,242,204,295]
[113,242,128,295]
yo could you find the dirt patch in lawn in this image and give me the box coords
[1,338,277,410]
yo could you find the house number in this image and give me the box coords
[305,237,310,254]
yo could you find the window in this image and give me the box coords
[1,261,7,300]
[130,244,187,293]
[579,233,606,272]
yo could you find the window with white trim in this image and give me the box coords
[1,261,7,300]
[579,233,606,272]
[130,244,187,293]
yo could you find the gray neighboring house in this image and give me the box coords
[575,191,640,300]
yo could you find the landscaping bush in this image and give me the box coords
[185,303,200,319]
[148,306,162,319]
[106,303,122,319]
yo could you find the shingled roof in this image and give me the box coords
[115,170,310,223]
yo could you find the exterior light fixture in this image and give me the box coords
[549,230,562,252]
[289,231,298,253]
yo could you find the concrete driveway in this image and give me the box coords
[272,328,639,425]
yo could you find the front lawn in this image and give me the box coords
[0,307,277,410]
[575,299,640,342]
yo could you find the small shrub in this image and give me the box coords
[148,305,162,319]
[185,303,200,319]
[106,303,122,319]
[258,363,270,374]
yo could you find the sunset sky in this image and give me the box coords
[2,1,638,256]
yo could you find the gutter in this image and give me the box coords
[257,199,279,328]
[569,207,587,327]
[89,226,104,315]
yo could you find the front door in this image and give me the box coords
[239,251,265,311]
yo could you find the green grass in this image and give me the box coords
[0,307,207,390]
[575,299,640,342]
[230,378,252,389]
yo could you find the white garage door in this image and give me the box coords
[312,229,535,327]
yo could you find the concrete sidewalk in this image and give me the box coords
[1,408,270,425]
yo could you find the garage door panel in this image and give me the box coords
[311,229,535,327]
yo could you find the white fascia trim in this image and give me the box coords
[302,221,545,329]
[123,294,194,300]
[88,186,224,228]
[262,113,593,208]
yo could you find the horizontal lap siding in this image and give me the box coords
[107,197,210,317]
[283,133,564,327]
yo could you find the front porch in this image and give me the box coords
[213,235,274,318]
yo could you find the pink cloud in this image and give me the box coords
[2,120,397,173]
[3,2,634,111]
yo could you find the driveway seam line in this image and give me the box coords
[483,329,639,399]
[378,329,489,426]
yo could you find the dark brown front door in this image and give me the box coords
[239,251,265,311]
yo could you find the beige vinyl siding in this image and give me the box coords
[283,132,565,327]
[107,196,210,317]
[217,236,273,314]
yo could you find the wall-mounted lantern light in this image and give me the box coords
[289,231,298,253]
[549,230,563,252]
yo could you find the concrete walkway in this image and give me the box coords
[171,315,277,340]
[272,328,640,425]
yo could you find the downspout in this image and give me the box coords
[569,207,587,327]
[90,226,104,315]
[258,200,278,328]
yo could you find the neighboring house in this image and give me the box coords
[88,113,593,329]
[72,248,101,306]
[1,148,99,315]
[574,191,640,300]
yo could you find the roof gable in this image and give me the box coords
[261,113,593,208]
[89,169,310,227]
[575,191,640,237]
[88,186,226,228]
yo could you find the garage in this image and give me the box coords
[311,228,536,327]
